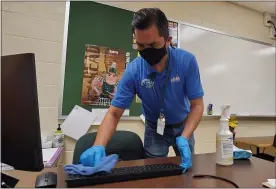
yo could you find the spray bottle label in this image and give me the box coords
[221,137,233,159]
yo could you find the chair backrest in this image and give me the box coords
[72,130,144,164]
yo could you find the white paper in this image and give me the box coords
[123,109,130,116]
[267,179,276,188]
[91,108,130,125]
[61,105,96,140]
[140,114,145,124]
[92,109,108,125]
[236,112,250,116]
[42,148,58,162]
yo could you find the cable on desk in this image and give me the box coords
[193,174,239,188]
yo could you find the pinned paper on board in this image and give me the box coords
[92,108,130,125]
[132,33,137,50]
[91,109,108,125]
[169,20,178,48]
[61,105,96,140]
[136,95,142,103]
[140,114,145,124]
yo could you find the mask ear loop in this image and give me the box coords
[167,35,175,49]
[166,38,179,78]
[170,42,175,49]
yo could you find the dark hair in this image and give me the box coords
[131,8,169,39]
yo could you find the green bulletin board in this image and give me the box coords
[62,1,142,116]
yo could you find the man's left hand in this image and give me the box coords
[176,136,192,172]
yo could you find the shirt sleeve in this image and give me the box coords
[111,68,135,109]
[185,56,204,100]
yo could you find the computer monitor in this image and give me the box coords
[1,53,44,172]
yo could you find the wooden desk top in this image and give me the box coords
[4,153,275,188]
[235,136,274,148]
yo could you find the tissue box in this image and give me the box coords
[42,141,53,149]
[41,133,53,149]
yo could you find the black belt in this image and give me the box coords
[145,119,186,128]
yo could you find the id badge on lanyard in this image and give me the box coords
[151,64,170,136]
[157,112,165,135]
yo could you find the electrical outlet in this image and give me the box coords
[264,13,272,27]
[269,27,276,40]
[264,12,276,27]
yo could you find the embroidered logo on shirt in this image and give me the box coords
[171,76,180,83]
[141,79,154,88]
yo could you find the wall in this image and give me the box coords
[1,2,66,136]
[1,1,275,165]
[104,1,275,45]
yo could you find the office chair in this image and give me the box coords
[72,131,144,164]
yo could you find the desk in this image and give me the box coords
[4,153,275,188]
[235,136,274,157]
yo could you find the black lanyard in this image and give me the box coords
[149,61,171,118]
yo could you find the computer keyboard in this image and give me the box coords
[65,163,183,187]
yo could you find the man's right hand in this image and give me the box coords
[80,145,106,167]
[79,106,124,167]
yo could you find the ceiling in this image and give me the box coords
[234,2,275,15]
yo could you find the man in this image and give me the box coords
[80,8,204,171]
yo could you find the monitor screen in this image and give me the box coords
[1,53,44,171]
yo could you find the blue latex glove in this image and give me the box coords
[176,136,192,172]
[64,154,119,175]
[80,145,106,167]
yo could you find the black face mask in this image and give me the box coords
[138,43,167,66]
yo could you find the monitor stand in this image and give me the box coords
[1,173,19,188]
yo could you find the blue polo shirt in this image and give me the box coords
[111,47,204,125]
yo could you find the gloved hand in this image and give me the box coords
[64,154,119,175]
[176,136,192,172]
[80,145,106,167]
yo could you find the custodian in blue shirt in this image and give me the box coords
[111,47,204,125]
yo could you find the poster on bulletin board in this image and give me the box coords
[61,1,141,116]
[132,34,137,50]
[81,44,130,107]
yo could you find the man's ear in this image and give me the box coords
[166,36,173,47]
